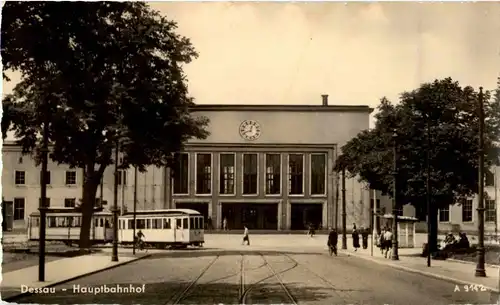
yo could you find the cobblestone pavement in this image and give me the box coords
[13,247,494,305]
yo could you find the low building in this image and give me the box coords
[371,166,500,235]
[2,95,374,232]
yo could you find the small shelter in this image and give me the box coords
[380,214,419,248]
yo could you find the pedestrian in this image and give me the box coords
[378,228,386,255]
[383,228,393,258]
[327,227,338,256]
[361,227,369,249]
[352,225,360,251]
[242,226,250,245]
[223,217,228,231]
[207,216,212,230]
[308,223,315,237]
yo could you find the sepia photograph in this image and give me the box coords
[1,1,500,304]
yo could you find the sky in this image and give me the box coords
[2,2,500,131]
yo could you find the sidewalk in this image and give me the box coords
[338,239,500,293]
[1,252,150,301]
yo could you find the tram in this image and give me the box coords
[27,208,204,248]
[28,209,113,246]
[119,209,205,248]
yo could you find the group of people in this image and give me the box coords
[440,232,470,252]
[377,227,394,258]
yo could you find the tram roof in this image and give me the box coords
[121,209,201,217]
[29,209,112,216]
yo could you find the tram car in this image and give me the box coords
[28,209,113,246]
[118,209,205,248]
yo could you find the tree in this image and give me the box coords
[2,2,210,249]
[335,78,500,251]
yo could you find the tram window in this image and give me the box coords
[128,219,135,229]
[137,219,146,229]
[200,217,204,229]
[146,219,151,229]
[176,218,182,229]
[152,219,161,229]
[48,217,57,228]
[163,218,171,229]
[99,218,103,227]
[190,218,194,230]
[183,218,188,229]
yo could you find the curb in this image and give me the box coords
[3,254,151,302]
[447,258,500,269]
[340,250,500,293]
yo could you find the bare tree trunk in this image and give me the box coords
[79,168,101,250]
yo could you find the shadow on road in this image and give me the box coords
[14,281,336,304]
[142,249,323,259]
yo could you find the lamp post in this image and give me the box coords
[476,87,486,277]
[426,112,432,267]
[391,132,399,260]
[132,166,138,255]
[341,168,347,250]
[38,114,49,282]
[111,141,119,262]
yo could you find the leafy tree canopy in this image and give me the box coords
[1,2,209,248]
[335,78,500,211]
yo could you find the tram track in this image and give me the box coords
[239,253,298,305]
[166,255,220,305]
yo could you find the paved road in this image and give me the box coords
[13,248,494,305]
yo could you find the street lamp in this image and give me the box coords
[391,132,399,261]
[132,166,138,255]
[38,112,49,282]
[426,110,432,267]
[111,141,119,262]
[341,168,347,250]
[475,87,486,277]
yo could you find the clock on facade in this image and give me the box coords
[239,120,262,141]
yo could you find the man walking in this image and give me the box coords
[223,217,228,231]
[242,226,250,245]
[327,227,338,256]
[383,228,393,258]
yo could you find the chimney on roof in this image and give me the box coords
[321,94,328,106]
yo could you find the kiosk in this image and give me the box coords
[380,214,419,248]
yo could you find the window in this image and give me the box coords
[163,218,171,229]
[196,153,212,194]
[40,170,51,184]
[13,198,25,220]
[486,199,496,222]
[220,154,235,195]
[288,154,304,195]
[462,199,473,222]
[485,171,495,187]
[173,153,189,194]
[183,218,188,229]
[439,205,450,222]
[15,171,25,185]
[265,154,281,195]
[136,219,146,229]
[64,198,76,208]
[65,171,77,185]
[39,197,51,207]
[152,219,162,229]
[118,170,127,185]
[190,218,195,230]
[310,154,326,195]
[243,154,258,195]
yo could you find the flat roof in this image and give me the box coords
[190,104,373,113]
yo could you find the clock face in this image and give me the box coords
[239,120,262,141]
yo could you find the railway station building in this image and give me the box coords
[2,95,375,232]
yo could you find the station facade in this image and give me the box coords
[2,96,374,231]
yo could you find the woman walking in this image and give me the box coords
[352,224,360,251]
